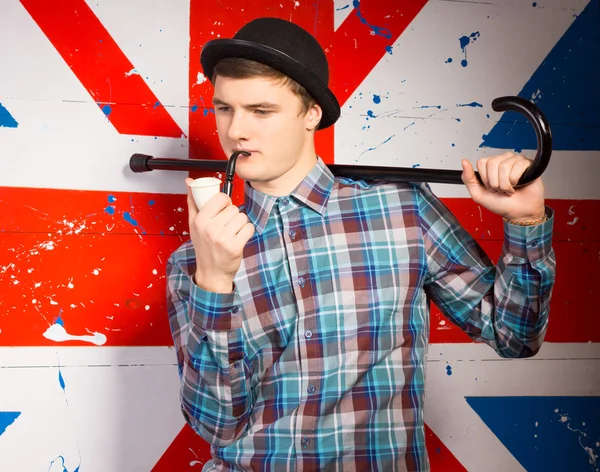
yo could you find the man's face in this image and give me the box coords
[213,75,321,196]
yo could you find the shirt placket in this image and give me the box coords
[278,197,321,471]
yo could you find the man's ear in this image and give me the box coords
[305,103,323,131]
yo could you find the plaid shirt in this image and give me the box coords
[166,157,556,471]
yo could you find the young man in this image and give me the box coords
[167,17,556,471]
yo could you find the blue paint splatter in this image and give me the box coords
[483,0,600,151]
[366,110,376,119]
[58,368,66,392]
[101,104,112,116]
[190,104,198,113]
[385,45,393,55]
[104,206,115,215]
[458,31,480,67]
[445,57,453,64]
[153,101,161,108]
[108,194,117,203]
[352,0,392,38]
[0,102,18,128]
[148,200,155,206]
[55,312,64,326]
[336,3,350,10]
[123,212,138,226]
[446,365,453,375]
[452,143,456,147]
[0,412,21,437]
[486,114,490,118]
[372,94,381,104]
[358,135,396,160]
[458,102,483,108]
[455,118,461,122]
[412,164,421,168]
[418,105,441,109]
[532,1,537,6]
[49,455,69,472]
[467,396,600,472]
[403,122,415,131]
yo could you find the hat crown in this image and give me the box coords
[233,18,329,86]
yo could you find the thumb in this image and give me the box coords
[461,159,482,196]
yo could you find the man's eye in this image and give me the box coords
[255,109,271,116]
[217,106,231,112]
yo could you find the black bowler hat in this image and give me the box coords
[200,17,341,130]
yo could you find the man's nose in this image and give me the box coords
[227,111,251,142]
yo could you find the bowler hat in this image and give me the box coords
[200,17,341,130]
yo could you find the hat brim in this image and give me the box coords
[201,39,340,130]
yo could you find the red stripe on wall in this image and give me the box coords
[19,0,184,138]
[1,186,597,346]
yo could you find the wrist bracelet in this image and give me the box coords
[503,214,548,226]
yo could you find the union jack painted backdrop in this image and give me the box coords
[0,0,599,470]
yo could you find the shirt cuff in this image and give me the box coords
[189,279,242,331]
[503,206,554,262]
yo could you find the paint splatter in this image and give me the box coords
[446,365,453,376]
[101,104,112,116]
[191,104,198,113]
[43,323,107,346]
[104,206,115,215]
[385,45,393,55]
[403,122,415,131]
[123,212,138,226]
[58,368,66,393]
[373,94,381,104]
[445,57,453,64]
[416,105,441,109]
[352,0,392,38]
[336,3,350,10]
[148,200,156,206]
[458,31,480,67]
[458,102,483,108]
[108,195,117,203]
[0,102,19,128]
[124,68,139,77]
[366,110,376,119]
[357,135,396,161]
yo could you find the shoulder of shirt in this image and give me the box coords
[332,175,433,196]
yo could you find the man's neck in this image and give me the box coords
[251,149,318,198]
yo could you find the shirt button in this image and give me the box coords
[289,229,297,239]
[305,330,313,339]
[301,437,310,448]
[307,384,316,394]
[531,239,539,247]
[233,361,240,369]
[298,276,306,288]
[281,198,289,206]
[231,306,239,314]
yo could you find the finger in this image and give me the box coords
[476,158,492,191]
[485,157,501,191]
[233,222,256,246]
[461,160,484,198]
[211,203,240,229]
[498,156,522,195]
[222,212,250,238]
[508,157,533,188]
[200,192,232,218]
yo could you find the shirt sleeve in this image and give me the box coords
[416,183,556,358]
[166,244,252,446]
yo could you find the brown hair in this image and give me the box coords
[212,57,317,116]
